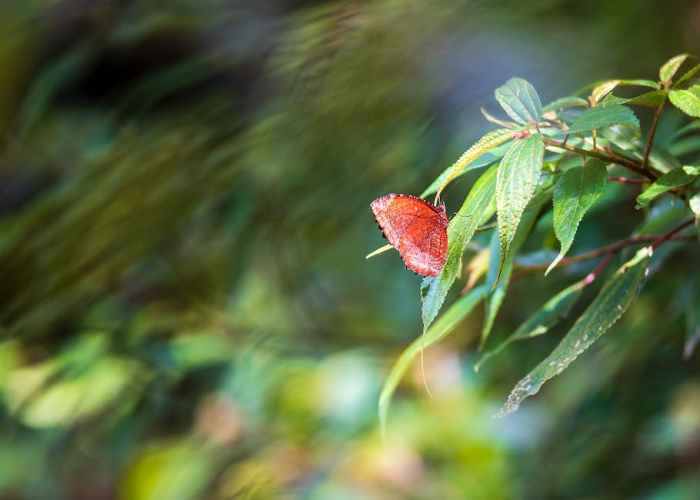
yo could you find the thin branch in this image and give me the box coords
[651,218,694,250]
[642,97,667,173]
[543,137,657,181]
[583,252,614,285]
[608,176,647,185]
[519,227,693,272]
[519,236,655,271]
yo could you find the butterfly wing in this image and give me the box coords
[371,194,448,277]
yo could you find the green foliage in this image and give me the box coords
[428,128,513,198]
[3,2,700,498]
[421,166,497,331]
[499,247,652,416]
[495,133,544,273]
[637,166,700,207]
[660,54,690,83]
[482,190,552,345]
[494,77,543,124]
[379,53,700,427]
[549,161,608,273]
[542,96,588,113]
[669,85,700,117]
[381,285,488,433]
[476,278,586,371]
[568,105,639,133]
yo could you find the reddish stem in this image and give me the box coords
[608,176,646,185]
[651,219,694,250]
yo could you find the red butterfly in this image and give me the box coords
[370,194,448,277]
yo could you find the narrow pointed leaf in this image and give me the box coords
[672,120,700,140]
[660,54,689,82]
[542,96,589,113]
[669,86,700,118]
[548,162,608,274]
[627,90,667,107]
[617,79,660,89]
[568,105,639,134]
[690,194,700,241]
[499,247,652,417]
[421,166,498,331]
[494,78,543,124]
[675,63,700,87]
[496,134,544,273]
[476,278,587,371]
[379,285,488,434]
[593,80,659,107]
[480,107,519,128]
[591,80,621,103]
[425,128,513,198]
[669,136,700,157]
[690,193,700,216]
[603,90,667,108]
[636,166,700,207]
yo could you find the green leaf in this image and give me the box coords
[672,120,700,140]
[601,125,679,173]
[617,79,661,89]
[592,80,660,105]
[669,86,700,118]
[542,96,588,113]
[670,136,700,157]
[690,193,700,241]
[591,80,621,103]
[494,78,543,124]
[476,278,587,371]
[690,193,700,216]
[621,90,667,108]
[600,86,665,108]
[426,128,513,198]
[379,285,488,434]
[636,166,700,207]
[568,105,639,134]
[482,190,552,345]
[421,166,498,331]
[660,54,689,82]
[499,247,652,416]
[481,107,519,129]
[496,134,544,273]
[675,63,700,88]
[548,162,608,274]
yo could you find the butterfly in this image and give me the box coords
[370,193,448,277]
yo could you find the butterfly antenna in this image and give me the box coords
[365,243,393,259]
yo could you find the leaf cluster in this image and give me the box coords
[380,54,700,428]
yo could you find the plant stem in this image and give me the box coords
[519,225,693,272]
[583,252,614,285]
[642,97,666,173]
[608,176,647,185]
[651,218,694,250]
[543,137,657,181]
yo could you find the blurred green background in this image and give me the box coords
[1,1,700,499]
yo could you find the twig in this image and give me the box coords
[519,228,693,272]
[651,218,694,250]
[543,137,657,181]
[642,97,667,173]
[583,252,614,285]
[608,176,647,185]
